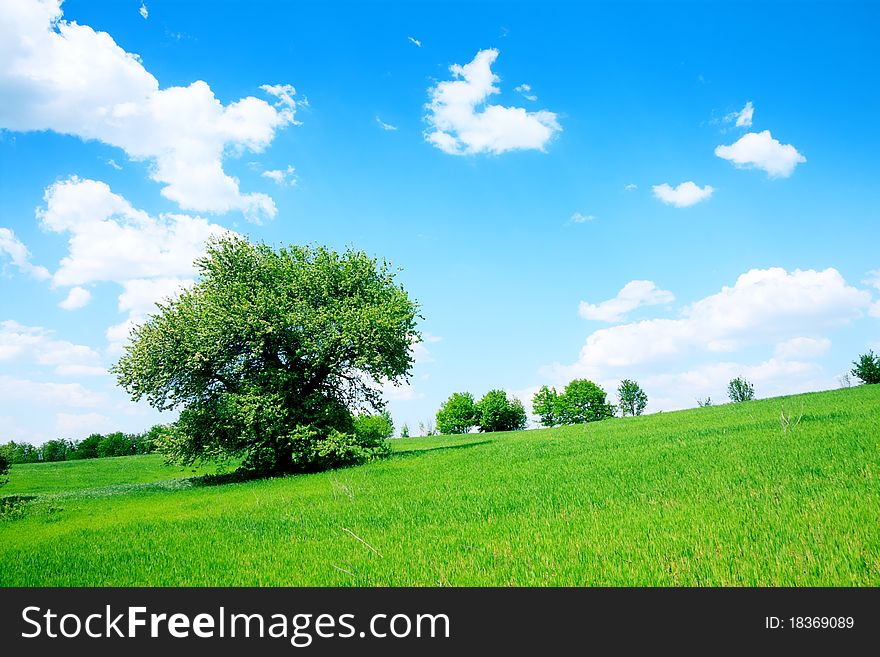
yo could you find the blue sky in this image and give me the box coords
[1,0,878,443]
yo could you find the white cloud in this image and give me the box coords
[0,375,105,407]
[715,130,806,178]
[59,285,91,310]
[545,268,871,409]
[652,181,714,207]
[35,177,231,352]
[56,411,114,437]
[425,49,561,155]
[0,227,50,280]
[261,165,297,187]
[408,36,422,48]
[138,2,148,20]
[570,212,595,224]
[376,116,398,131]
[863,270,880,290]
[0,319,105,376]
[579,280,675,322]
[774,336,831,360]
[624,183,637,191]
[107,158,122,170]
[0,0,300,221]
[39,177,231,287]
[722,101,754,128]
[514,83,537,101]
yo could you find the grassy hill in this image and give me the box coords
[1,385,878,586]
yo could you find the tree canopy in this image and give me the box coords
[851,350,880,385]
[476,390,527,433]
[617,379,648,417]
[727,377,755,403]
[436,392,479,434]
[113,235,420,475]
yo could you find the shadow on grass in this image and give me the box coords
[390,440,491,457]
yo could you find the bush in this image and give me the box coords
[353,411,394,443]
[617,379,648,417]
[476,390,527,433]
[3,441,39,464]
[851,350,880,385]
[0,445,10,486]
[41,439,74,462]
[727,377,755,403]
[436,392,478,434]
[558,379,614,424]
[399,423,410,439]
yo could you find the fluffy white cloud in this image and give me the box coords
[39,177,231,287]
[652,181,714,208]
[774,336,831,360]
[35,177,232,352]
[138,2,148,19]
[56,411,114,436]
[545,267,872,410]
[408,36,422,48]
[425,49,561,155]
[261,165,297,187]
[0,375,105,407]
[0,319,105,376]
[715,130,806,178]
[579,280,675,322]
[0,0,300,221]
[0,227,50,280]
[624,183,637,191]
[59,285,91,310]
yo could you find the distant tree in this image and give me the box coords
[418,420,436,436]
[696,397,713,408]
[531,385,562,428]
[0,444,10,486]
[558,379,614,424]
[399,423,410,439]
[851,350,880,385]
[727,377,755,403]
[4,441,39,464]
[72,433,102,459]
[838,373,852,388]
[436,392,479,434]
[41,439,74,462]
[476,390,527,433]
[617,379,648,417]
[113,235,419,476]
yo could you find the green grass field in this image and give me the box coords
[1,386,878,586]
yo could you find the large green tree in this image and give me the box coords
[476,390,527,433]
[436,392,478,434]
[531,385,562,428]
[557,379,614,424]
[113,235,420,475]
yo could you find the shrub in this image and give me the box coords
[851,350,880,385]
[353,411,394,443]
[727,377,755,403]
[617,379,648,417]
[399,423,410,439]
[476,390,527,433]
[0,445,10,486]
[436,392,478,434]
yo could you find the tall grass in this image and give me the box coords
[1,386,877,586]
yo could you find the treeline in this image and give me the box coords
[3,425,169,464]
